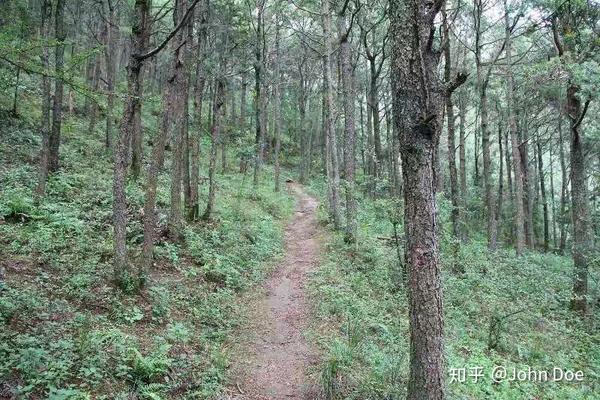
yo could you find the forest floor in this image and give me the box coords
[226,183,322,400]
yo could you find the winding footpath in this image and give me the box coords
[228,183,322,399]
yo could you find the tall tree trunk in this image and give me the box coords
[182,11,194,215]
[140,39,180,274]
[496,123,504,242]
[35,0,52,198]
[521,123,535,248]
[504,0,524,254]
[458,92,467,195]
[252,0,265,188]
[167,0,189,242]
[390,0,462,396]
[49,0,66,173]
[113,0,151,288]
[368,58,382,177]
[298,61,309,184]
[203,77,225,220]
[338,13,357,242]
[87,55,101,136]
[189,1,207,221]
[537,140,549,252]
[273,19,282,192]
[549,145,558,250]
[240,72,247,127]
[476,75,497,249]
[321,0,341,229]
[105,0,119,149]
[443,5,460,240]
[567,85,592,314]
[558,111,568,253]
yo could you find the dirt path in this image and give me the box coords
[227,183,321,400]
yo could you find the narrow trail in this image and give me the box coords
[228,183,321,400]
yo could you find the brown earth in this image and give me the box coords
[225,183,322,400]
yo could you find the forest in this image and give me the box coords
[0,0,599,398]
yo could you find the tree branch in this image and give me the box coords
[135,0,201,61]
[573,99,591,130]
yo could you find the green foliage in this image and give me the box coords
[0,95,295,398]
[308,181,600,400]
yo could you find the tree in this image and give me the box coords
[390,0,465,397]
[550,1,597,315]
[252,0,266,188]
[35,0,53,198]
[338,4,357,242]
[504,0,525,255]
[49,0,66,173]
[321,0,341,229]
[113,0,200,289]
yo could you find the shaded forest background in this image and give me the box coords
[0,0,599,398]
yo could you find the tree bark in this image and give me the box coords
[558,112,569,254]
[567,86,592,314]
[35,0,52,198]
[273,18,282,192]
[321,0,341,229]
[458,92,467,195]
[504,0,524,254]
[189,2,207,221]
[443,5,460,240]
[105,0,119,149]
[338,13,357,242]
[390,0,457,397]
[140,38,180,274]
[203,77,225,220]
[537,140,549,252]
[49,0,66,173]
[252,0,265,188]
[113,0,151,288]
[167,0,189,242]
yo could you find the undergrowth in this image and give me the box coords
[308,176,599,400]
[0,95,294,399]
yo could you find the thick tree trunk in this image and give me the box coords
[113,0,151,289]
[443,6,460,240]
[321,0,341,229]
[390,0,456,397]
[458,92,467,195]
[338,14,357,242]
[35,0,52,198]
[240,72,247,127]
[298,64,309,184]
[368,58,382,177]
[496,123,504,242]
[87,55,101,136]
[273,20,282,192]
[558,112,568,253]
[167,0,189,242]
[252,1,265,188]
[140,40,180,274]
[49,0,66,173]
[537,140,549,252]
[189,2,207,220]
[504,3,524,254]
[105,0,119,149]
[182,12,194,215]
[521,123,535,248]
[549,145,558,250]
[477,76,497,249]
[567,86,592,314]
[203,78,225,220]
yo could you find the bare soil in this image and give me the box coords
[226,183,322,400]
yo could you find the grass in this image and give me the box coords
[0,92,295,399]
[308,176,600,400]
